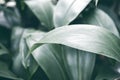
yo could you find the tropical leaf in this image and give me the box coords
[29,25,120,62]
[63,46,96,80]
[25,27,96,80]
[53,0,91,27]
[82,8,119,37]
[26,31,69,80]
[0,61,23,80]
[25,0,54,30]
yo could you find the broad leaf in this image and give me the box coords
[63,46,95,80]
[26,27,96,80]
[26,31,69,80]
[32,44,68,80]
[54,0,91,27]
[25,0,54,30]
[0,61,23,80]
[30,25,120,62]
[82,8,119,37]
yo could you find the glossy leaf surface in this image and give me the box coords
[63,46,95,80]
[25,0,54,30]
[30,25,120,62]
[54,0,91,27]
[82,8,119,37]
[26,31,68,80]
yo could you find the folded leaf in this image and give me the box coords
[25,33,68,80]
[26,28,96,80]
[12,27,39,79]
[30,25,120,62]
[26,32,69,80]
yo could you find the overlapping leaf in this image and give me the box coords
[25,0,54,30]
[63,46,96,80]
[82,8,119,37]
[26,31,69,80]
[26,28,96,80]
[12,27,39,79]
[30,25,120,62]
[54,0,91,27]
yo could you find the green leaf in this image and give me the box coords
[63,46,96,80]
[0,61,23,80]
[26,27,96,80]
[25,0,54,30]
[54,0,91,27]
[30,25,120,62]
[32,44,69,80]
[20,29,39,78]
[26,31,68,80]
[82,8,119,37]
[12,27,39,79]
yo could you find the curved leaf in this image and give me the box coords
[82,8,119,37]
[25,0,54,30]
[30,25,120,62]
[54,0,91,27]
[26,31,69,80]
[26,28,95,80]
[12,27,39,79]
[20,29,39,78]
[63,46,95,80]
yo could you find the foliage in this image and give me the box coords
[0,0,120,80]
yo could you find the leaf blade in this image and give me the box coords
[63,46,96,80]
[82,8,119,37]
[54,0,91,27]
[25,30,68,80]
[25,0,54,30]
[30,25,120,62]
